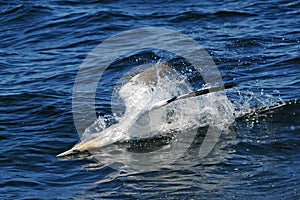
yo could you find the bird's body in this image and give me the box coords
[57,62,235,158]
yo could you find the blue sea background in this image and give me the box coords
[0,0,299,199]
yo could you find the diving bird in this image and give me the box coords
[57,62,234,157]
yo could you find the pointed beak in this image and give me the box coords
[56,146,79,158]
[56,141,87,158]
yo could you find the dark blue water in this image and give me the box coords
[1,0,299,199]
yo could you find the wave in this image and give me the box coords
[171,10,257,23]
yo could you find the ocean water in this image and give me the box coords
[0,0,299,199]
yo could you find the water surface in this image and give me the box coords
[0,0,299,199]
